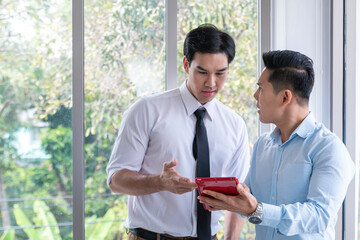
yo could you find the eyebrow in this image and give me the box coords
[196,66,228,72]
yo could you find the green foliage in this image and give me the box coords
[1,0,258,239]
[39,126,72,194]
[0,230,15,240]
[86,208,115,240]
[0,75,22,170]
[14,200,61,240]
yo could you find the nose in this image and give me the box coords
[205,74,216,87]
[253,88,259,100]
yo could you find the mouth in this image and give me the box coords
[202,90,217,97]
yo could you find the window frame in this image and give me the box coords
[341,0,360,239]
[72,0,84,239]
[72,1,359,239]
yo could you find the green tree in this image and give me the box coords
[1,0,258,239]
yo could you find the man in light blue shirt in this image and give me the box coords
[198,50,355,239]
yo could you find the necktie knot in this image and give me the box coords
[194,109,206,121]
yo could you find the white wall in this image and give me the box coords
[271,0,331,128]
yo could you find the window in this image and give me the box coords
[84,0,165,238]
[0,0,258,239]
[0,0,72,238]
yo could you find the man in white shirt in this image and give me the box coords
[106,24,250,240]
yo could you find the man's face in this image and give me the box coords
[184,52,228,105]
[253,69,283,123]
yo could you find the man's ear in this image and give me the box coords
[183,56,189,74]
[282,89,293,105]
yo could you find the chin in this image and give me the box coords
[259,116,270,124]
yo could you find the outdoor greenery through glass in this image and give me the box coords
[0,0,258,239]
[0,0,73,239]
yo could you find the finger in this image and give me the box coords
[236,183,248,195]
[207,205,221,211]
[202,189,227,201]
[176,184,198,193]
[163,158,177,169]
[198,196,212,206]
[177,184,197,191]
[178,186,197,194]
[199,197,224,211]
[179,177,196,184]
[236,184,255,204]
[239,182,250,192]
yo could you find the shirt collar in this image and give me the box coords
[270,112,316,142]
[179,81,215,121]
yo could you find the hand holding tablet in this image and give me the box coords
[195,177,239,210]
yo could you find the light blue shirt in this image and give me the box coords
[244,113,355,239]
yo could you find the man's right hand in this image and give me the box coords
[159,158,197,194]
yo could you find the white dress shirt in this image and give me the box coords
[106,82,250,237]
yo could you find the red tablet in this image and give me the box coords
[195,177,239,210]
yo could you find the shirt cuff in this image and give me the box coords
[235,213,247,219]
[260,202,282,228]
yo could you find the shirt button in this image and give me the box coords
[272,196,275,200]
[274,171,278,175]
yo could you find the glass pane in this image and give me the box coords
[84,0,165,238]
[0,0,72,239]
[177,0,258,238]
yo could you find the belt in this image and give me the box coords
[129,228,216,240]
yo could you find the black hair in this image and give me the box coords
[263,50,315,105]
[183,24,235,66]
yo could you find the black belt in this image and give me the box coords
[129,228,216,240]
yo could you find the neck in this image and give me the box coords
[276,106,310,143]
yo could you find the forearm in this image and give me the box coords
[109,169,163,195]
[262,201,332,235]
[224,211,244,240]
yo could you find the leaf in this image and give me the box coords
[87,208,116,240]
[0,230,15,240]
[13,204,41,240]
[33,200,61,240]
[85,215,98,237]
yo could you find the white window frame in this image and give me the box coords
[331,0,359,239]
[341,0,360,239]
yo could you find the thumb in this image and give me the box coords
[237,184,253,200]
[164,158,178,169]
[239,182,250,192]
[237,183,249,195]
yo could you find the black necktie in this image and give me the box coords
[193,109,211,240]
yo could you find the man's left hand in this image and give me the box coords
[197,183,258,216]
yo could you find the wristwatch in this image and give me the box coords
[248,202,263,224]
